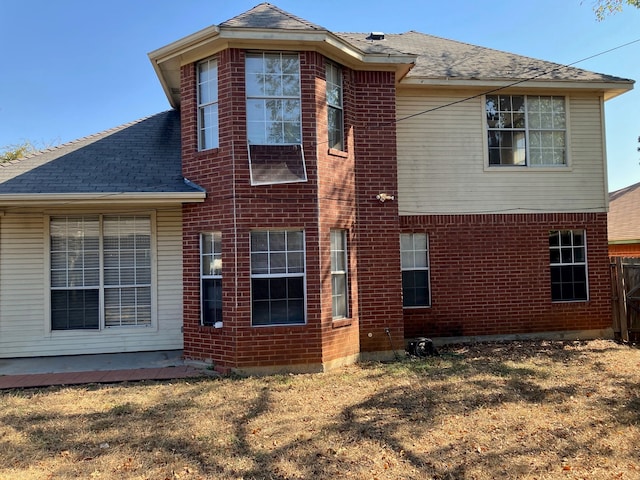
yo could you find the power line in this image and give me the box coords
[389,37,640,126]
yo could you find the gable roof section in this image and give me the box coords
[219,2,325,30]
[148,3,417,108]
[0,110,205,207]
[336,31,632,98]
[150,3,633,108]
[609,182,640,243]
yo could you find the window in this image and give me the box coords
[549,230,588,302]
[245,52,306,185]
[50,215,152,330]
[486,95,566,167]
[330,229,348,319]
[201,232,222,326]
[251,230,305,326]
[326,62,344,151]
[198,58,218,150]
[400,233,430,307]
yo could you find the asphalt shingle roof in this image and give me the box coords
[219,3,325,30]
[216,3,631,83]
[335,31,630,83]
[609,182,640,242]
[0,110,201,196]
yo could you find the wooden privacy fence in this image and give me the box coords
[611,257,640,343]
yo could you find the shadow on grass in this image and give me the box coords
[1,340,639,479]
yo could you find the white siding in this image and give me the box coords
[0,207,184,357]
[396,92,607,215]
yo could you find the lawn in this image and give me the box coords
[1,339,640,479]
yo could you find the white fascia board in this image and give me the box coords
[148,25,221,64]
[400,77,634,99]
[149,27,416,106]
[0,192,207,207]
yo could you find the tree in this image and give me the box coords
[589,0,640,20]
[0,141,38,163]
[0,139,59,164]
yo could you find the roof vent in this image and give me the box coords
[367,32,385,41]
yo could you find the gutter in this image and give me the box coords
[0,191,207,207]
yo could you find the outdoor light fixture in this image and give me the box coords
[376,193,395,203]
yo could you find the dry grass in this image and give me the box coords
[2,339,640,479]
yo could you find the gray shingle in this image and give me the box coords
[336,31,629,83]
[220,2,325,31]
[0,110,200,195]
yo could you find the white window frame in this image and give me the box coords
[400,233,431,308]
[48,214,156,331]
[485,94,568,168]
[245,52,307,185]
[197,57,219,151]
[326,62,344,152]
[549,229,589,302]
[330,229,349,319]
[250,230,306,326]
[200,232,222,326]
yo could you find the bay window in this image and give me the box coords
[198,57,219,151]
[251,230,305,326]
[245,52,306,185]
[201,232,222,326]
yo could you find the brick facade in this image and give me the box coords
[179,45,612,373]
[609,243,640,258]
[401,213,611,339]
[181,49,399,372]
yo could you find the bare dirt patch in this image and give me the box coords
[2,339,640,479]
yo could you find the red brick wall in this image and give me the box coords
[181,49,365,370]
[609,243,640,257]
[316,59,360,364]
[353,71,404,354]
[402,213,611,338]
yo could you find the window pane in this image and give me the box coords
[202,278,222,326]
[198,58,218,150]
[549,230,587,301]
[251,230,305,325]
[51,289,99,330]
[400,233,430,307]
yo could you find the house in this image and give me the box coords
[609,182,640,257]
[0,3,633,373]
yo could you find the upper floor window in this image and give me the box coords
[198,58,219,150]
[245,52,306,185]
[486,95,566,167]
[326,62,344,151]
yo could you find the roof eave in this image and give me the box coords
[149,27,416,107]
[0,191,207,207]
[609,239,640,245]
[399,77,634,99]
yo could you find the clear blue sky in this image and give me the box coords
[1,0,638,191]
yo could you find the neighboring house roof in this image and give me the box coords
[149,3,634,108]
[0,110,205,206]
[609,182,640,243]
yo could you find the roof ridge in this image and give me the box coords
[0,111,172,169]
[259,3,324,30]
[220,2,326,31]
[610,181,640,201]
